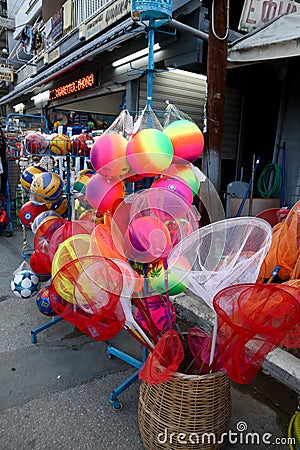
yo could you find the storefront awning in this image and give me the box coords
[0,19,144,106]
[227,12,300,65]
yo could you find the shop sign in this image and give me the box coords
[239,0,300,31]
[49,73,96,100]
[48,47,61,64]
[51,7,63,40]
[86,0,131,40]
[0,64,14,82]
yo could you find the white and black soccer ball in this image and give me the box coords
[11,270,40,299]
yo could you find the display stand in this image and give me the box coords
[106,345,148,409]
[31,316,63,343]
[27,2,170,407]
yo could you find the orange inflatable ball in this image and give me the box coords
[50,134,72,155]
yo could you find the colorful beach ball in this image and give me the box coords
[125,215,172,263]
[90,133,130,178]
[162,163,201,196]
[147,255,191,296]
[126,129,174,176]
[163,120,204,163]
[30,171,64,203]
[73,174,93,194]
[85,173,125,213]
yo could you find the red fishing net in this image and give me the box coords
[139,330,184,385]
[213,283,300,384]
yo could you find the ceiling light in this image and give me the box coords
[112,43,161,67]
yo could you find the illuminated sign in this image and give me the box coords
[49,73,96,100]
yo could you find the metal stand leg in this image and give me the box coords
[106,345,148,410]
[31,316,63,343]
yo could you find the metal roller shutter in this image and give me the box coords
[138,69,241,160]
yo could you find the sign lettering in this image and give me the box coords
[239,0,299,31]
[49,73,96,100]
[86,0,131,40]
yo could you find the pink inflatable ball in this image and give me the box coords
[24,132,48,155]
[151,177,193,205]
[126,129,174,176]
[163,120,204,163]
[90,133,130,178]
[162,163,201,196]
[85,173,125,213]
[124,215,172,263]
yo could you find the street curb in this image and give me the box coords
[173,292,300,394]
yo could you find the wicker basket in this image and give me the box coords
[138,371,231,450]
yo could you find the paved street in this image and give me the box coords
[0,226,298,450]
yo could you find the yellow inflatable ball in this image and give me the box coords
[50,134,72,155]
[20,165,48,191]
[46,196,68,217]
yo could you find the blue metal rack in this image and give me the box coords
[106,345,148,409]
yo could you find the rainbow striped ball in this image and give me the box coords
[162,163,200,196]
[126,129,174,176]
[90,134,130,178]
[163,120,204,163]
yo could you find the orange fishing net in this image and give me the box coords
[258,200,300,282]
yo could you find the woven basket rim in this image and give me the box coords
[166,370,228,382]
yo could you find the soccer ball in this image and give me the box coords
[11,270,40,299]
[35,286,57,316]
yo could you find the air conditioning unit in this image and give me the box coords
[79,24,86,41]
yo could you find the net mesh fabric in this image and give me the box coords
[139,330,184,385]
[163,102,195,128]
[132,105,163,134]
[258,200,300,282]
[168,217,272,310]
[213,283,300,384]
[102,109,133,138]
[50,256,125,340]
[278,281,300,349]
